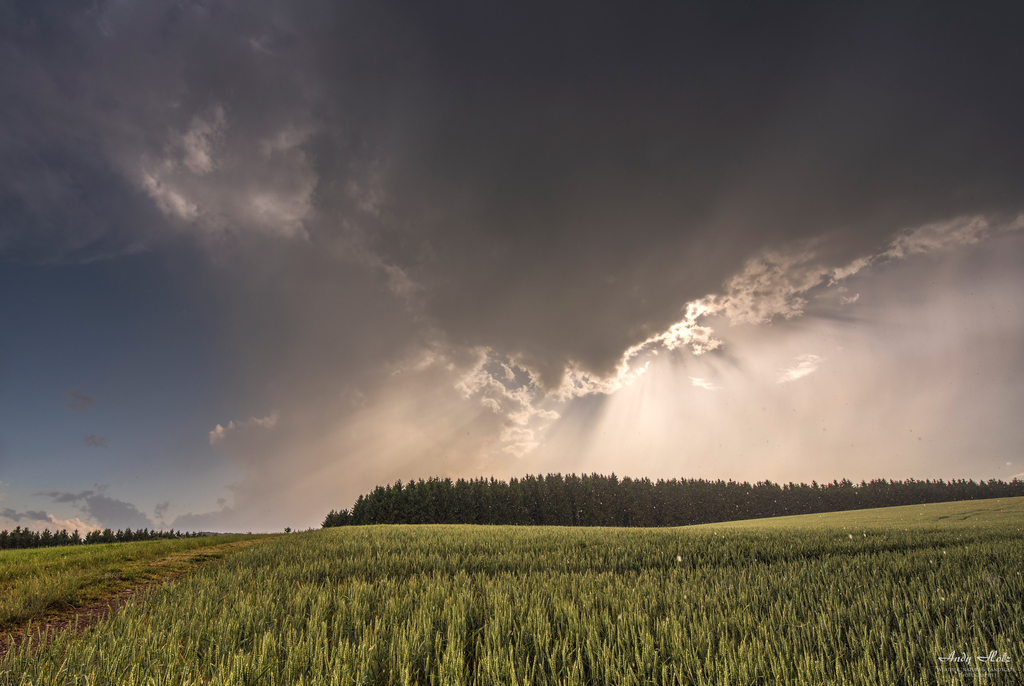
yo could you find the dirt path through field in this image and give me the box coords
[0,539,263,660]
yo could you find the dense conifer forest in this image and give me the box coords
[323,474,1024,528]
[0,526,204,550]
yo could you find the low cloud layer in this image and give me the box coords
[0,506,96,534]
[1,507,50,523]
[36,488,153,531]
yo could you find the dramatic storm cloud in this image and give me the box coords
[1,1,1022,530]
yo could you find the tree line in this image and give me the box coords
[0,526,205,550]
[323,474,1024,528]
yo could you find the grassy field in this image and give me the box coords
[0,535,271,635]
[696,496,1024,531]
[1,499,1022,685]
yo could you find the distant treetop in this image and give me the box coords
[323,474,1024,528]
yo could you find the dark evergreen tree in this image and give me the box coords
[323,474,1024,528]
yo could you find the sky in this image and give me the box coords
[1,0,1023,533]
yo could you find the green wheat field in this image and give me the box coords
[2,498,1022,685]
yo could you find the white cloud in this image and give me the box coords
[689,377,718,391]
[644,301,723,354]
[346,211,1024,485]
[555,300,720,401]
[250,414,279,429]
[0,507,99,534]
[346,175,386,217]
[210,411,279,445]
[378,211,1024,476]
[454,349,561,454]
[502,442,540,458]
[383,264,421,299]
[570,213,1024,402]
[883,214,1023,260]
[777,354,823,384]
[140,108,227,222]
[141,169,199,221]
[500,426,535,442]
[826,215,1024,285]
[389,349,441,376]
[135,109,316,241]
[534,408,561,421]
[242,188,313,239]
[831,256,873,283]
[709,249,832,325]
[698,214,1024,336]
[181,107,226,175]
[46,514,100,533]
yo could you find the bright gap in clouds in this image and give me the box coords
[526,226,1024,488]
[195,218,1024,529]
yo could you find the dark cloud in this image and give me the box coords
[83,434,108,448]
[37,489,93,504]
[5,1,1024,529]
[82,493,152,530]
[35,488,152,530]
[2,1,1021,383]
[305,0,1024,384]
[65,389,95,411]
[172,506,237,533]
[154,500,170,521]
[0,507,50,523]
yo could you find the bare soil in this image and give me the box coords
[0,584,148,660]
